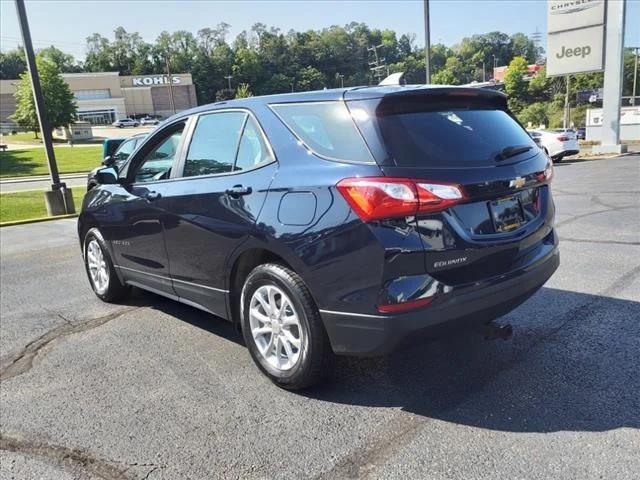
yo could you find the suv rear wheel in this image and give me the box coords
[240,263,333,390]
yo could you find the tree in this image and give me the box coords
[0,49,27,79]
[11,58,77,138]
[517,102,549,128]
[296,66,325,91]
[504,56,529,113]
[235,83,253,98]
[38,46,81,73]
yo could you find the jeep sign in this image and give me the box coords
[546,24,604,76]
[131,76,182,87]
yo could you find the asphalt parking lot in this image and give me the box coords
[1,155,639,480]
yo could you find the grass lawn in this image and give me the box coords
[0,146,102,178]
[0,189,85,223]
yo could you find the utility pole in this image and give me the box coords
[337,73,344,88]
[368,44,387,83]
[165,56,176,114]
[423,0,431,84]
[631,47,639,106]
[564,75,570,129]
[481,60,486,82]
[15,0,73,215]
[224,74,233,90]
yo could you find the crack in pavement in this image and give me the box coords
[559,237,640,246]
[552,189,640,197]
[555,205,636,228]
[0,433,132,480]
[315,265,640,480]
[0,306,141,381]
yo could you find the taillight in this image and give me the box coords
[557,135,569,141]
[336,177,465,222]
[536,161,553,184]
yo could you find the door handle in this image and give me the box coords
[143,191,162,202]
[225,185,252,196]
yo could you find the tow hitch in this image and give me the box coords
[481,322,513,341]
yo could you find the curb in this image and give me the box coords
[0,213,78,228]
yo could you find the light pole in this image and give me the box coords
[423,0,431,84]
[165,56,176,114]
[14,0,74,215]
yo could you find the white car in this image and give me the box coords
[112,118,139,128]
[140,116,160,126]
[527,129,579,163]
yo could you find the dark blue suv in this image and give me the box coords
[78,85,559,389]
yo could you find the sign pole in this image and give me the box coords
[15,0,74,215]
[15,0,61,190]
[594,0,627,154]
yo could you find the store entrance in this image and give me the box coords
[77,109,116,125]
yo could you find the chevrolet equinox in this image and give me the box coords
[79,85,559,389]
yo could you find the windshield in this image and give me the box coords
[350,99,537,167]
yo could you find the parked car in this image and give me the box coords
[576,127,586,140]
[527,129,579,162]
[79,86,559,389]
[112,118,139,128]
[528,130,543,149]
[88,133,147,190]
[102,138,126,160]
[140,116,161,126]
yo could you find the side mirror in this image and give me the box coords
[95,166,119,185]
[102,155,112,166]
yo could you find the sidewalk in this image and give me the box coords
[0,173,89,193]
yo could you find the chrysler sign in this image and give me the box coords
[546,0,606,77]
[548,0,605,32]
[131,76,182,87]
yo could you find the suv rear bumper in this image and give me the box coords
[321,243,559,356]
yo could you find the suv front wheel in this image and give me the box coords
[240,263,333,390]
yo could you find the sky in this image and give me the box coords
[1,0,639,60]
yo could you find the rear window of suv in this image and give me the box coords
[270,102,374,163]
[350,99,537,167]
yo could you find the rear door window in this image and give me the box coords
[270,102,374,163]
[351,100,537,167]
[235,116,273,171]
[183,112,246,177]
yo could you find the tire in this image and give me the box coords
[240,263,333,390]
[552,155,563,163]
[83,228,130,302]
[118,125,124,128]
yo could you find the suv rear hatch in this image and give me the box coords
[346,87,554,284]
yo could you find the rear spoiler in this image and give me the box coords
[348,87,508,116]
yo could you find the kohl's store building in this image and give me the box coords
[0,71,197,126]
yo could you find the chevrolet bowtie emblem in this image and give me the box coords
[509,177,526,189]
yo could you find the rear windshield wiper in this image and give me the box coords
[496,145,533,161]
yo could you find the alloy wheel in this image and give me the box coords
[87,239,109,294]
[248,285,303,371]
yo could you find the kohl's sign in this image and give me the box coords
[131,76,182,87]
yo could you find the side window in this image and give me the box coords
[134,125,184,183]
[113,139,135,161]
[235,116,273,171]
[183,112,246,177]
[270,102,374,163]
